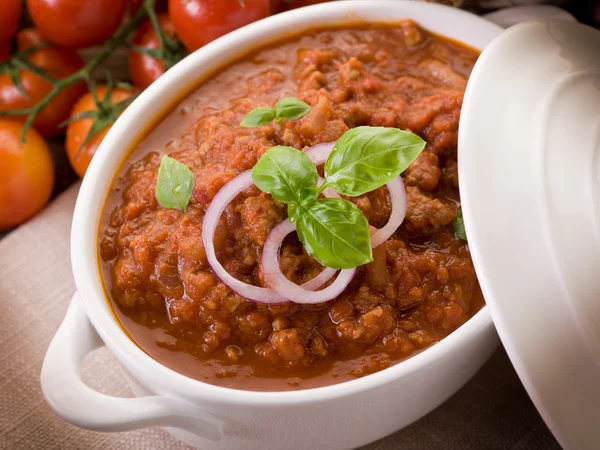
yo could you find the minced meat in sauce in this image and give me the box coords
[100,21,483,391]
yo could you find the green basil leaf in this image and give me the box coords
[296,198,373,269]
[274,97,310,121]
[453,207,467,241]
[155,155,194,211]
[287,202,302,223]
[240,106,276,127]
[297,186,319,208]
[251,146,319,203]
[324,126,426,196]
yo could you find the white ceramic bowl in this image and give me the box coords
[41,2,502,449]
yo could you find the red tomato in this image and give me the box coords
[0,0,22,42]
[27,0,127,49]
[66,85,134,177]
[169,0,271,51]
[270,0,281,12]
[128,13,183,89]
[0,120,54,230]
[0,29,87,137]
[0,42,10,62]
[128,0,168,16]
[278,0,330,11]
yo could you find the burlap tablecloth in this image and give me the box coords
[0,185,561,449]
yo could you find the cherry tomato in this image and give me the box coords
[128,0,168,16]
[0,42,10,62]
[169,0,271,51]
[66,85,134,177]
[270,0,281,12]
[0,120,54,230]
[0,29,86,137]
[278,0,330,11]
[27,0,127,49]
[128,13,184,89]
[0,0,22,42]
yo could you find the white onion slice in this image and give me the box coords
[304,141,335,165]
[202,171,288,304]
[370,176,407,248]
[262,220,356,305]
[201,172,337,304]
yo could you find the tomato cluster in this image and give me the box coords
[0,0,334,230]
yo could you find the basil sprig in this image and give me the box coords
[251,126,426,269]
[155,155,195,211]
[241,97,310,127]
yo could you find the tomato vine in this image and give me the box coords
[0,0,168,142]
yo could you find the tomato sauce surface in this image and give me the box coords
[100,21,483,391]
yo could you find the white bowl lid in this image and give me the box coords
[459,20,600,450]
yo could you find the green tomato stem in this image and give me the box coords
[145,2,167,56]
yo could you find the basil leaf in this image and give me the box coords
[288,202,302,223]
[296,198,373,269]
[251,146,318,203]
[240,106,276,127]
[155,155,195,211]
[453,207,467,241]
[297,186,319,208]
[288,187,319,223]
[274,97,310,121]
[324,126,426,196]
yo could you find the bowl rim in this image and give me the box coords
[71,0,503,404]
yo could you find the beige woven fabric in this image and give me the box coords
[0,185,560,450]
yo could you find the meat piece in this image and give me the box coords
[419,59,467,90]
[332,57,384,103]
[349,186,391,229]
[236,309,272,343]
[423,108,461,156]
[442,159,459,190]
[385,240,439,310]
[151,249,184,300]
[294,89,334,139]
[396,20,424,48]
[270,328,307,362]
[239,194,285,246]
[398,93,462,152]
[295,48,336,91]
[182,271,217,302]
[403,186,457,234]
[191,164,236,208]
[404,151,441,192]
[338,306,396,344]
[366,241,389,294]
[385,238,476,319]
[394,76,436,104]
[282,89,348,147]
[277,243,323,285]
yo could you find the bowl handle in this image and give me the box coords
[40,292,224,441]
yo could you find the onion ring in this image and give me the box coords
[370,175,407,248]
[202,172,337,304]
[262,220,356,304]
